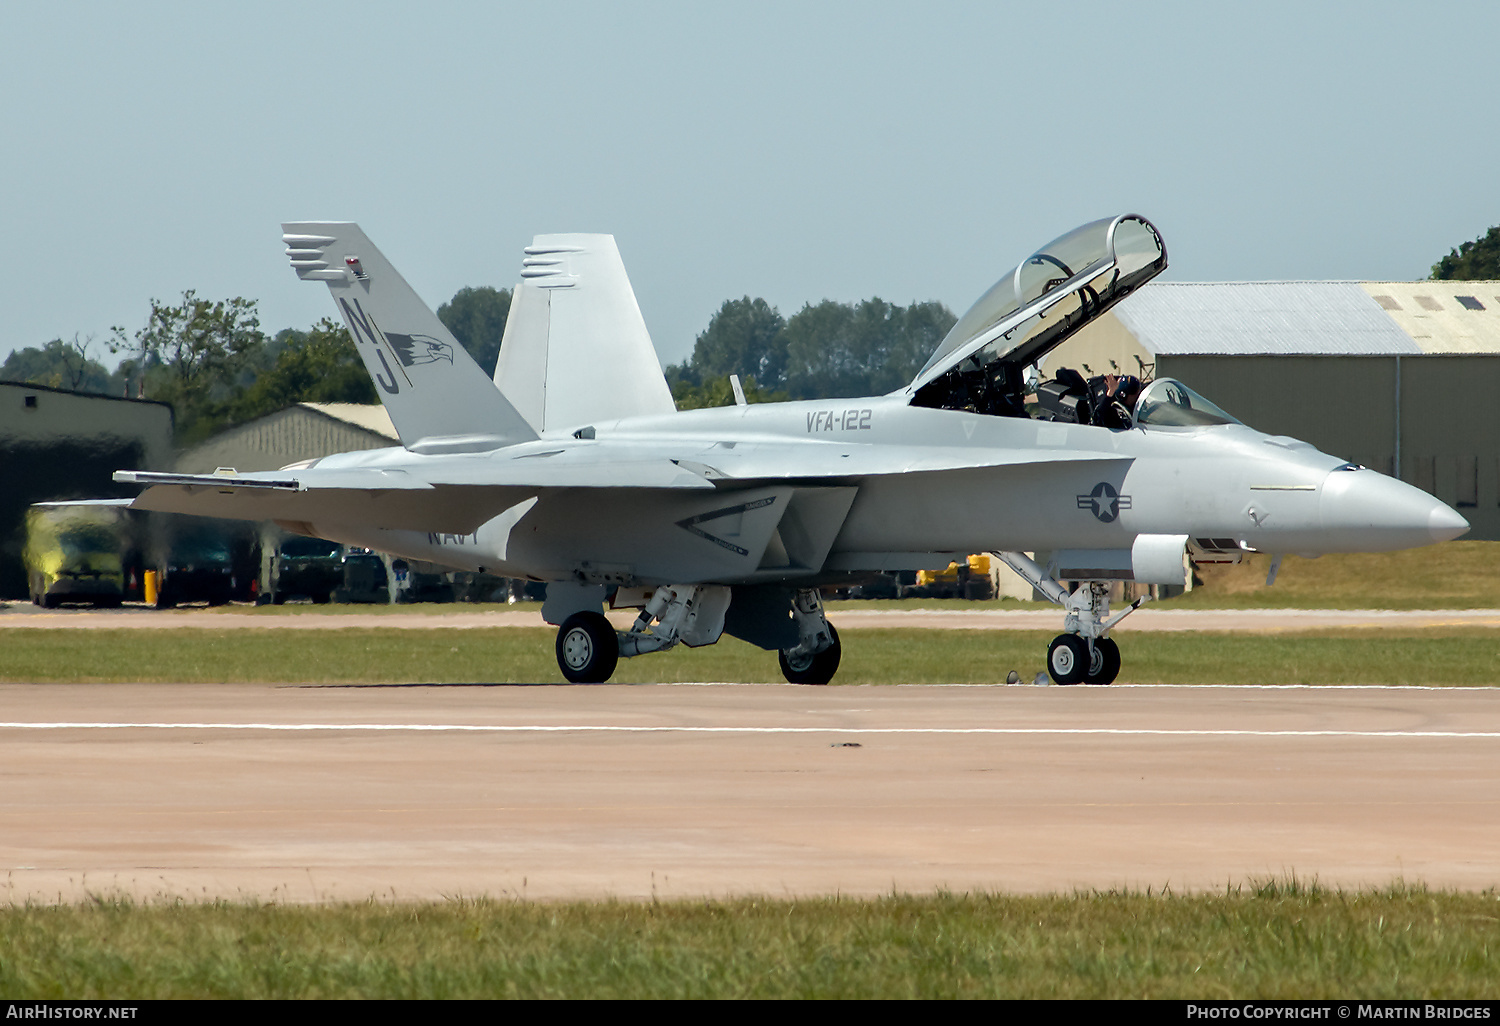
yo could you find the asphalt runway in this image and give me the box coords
[2,680,1496,903]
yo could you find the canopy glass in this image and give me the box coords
[910,215,1166,399]
[1133,377,1242,428]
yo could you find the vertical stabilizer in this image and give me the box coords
[494,234,676,433]
[282,222,538,453]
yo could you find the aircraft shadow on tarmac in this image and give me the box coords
[296,681,600,689]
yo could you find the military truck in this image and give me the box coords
[24,504,126,608]
[146,515,237,608]
[260,530,344,604]
[332,548,391,604]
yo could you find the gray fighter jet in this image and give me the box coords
[115,215,1468,684]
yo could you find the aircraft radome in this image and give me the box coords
[113,215,1469,685]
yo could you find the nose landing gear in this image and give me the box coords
[1048,634,1121,685]
[999,552,1144,686]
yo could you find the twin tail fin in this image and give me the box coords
[282,222,538,453]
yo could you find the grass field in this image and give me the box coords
[4,551,1495,998]
[1,625,1498,686]
[837,541,1500,611]
[1,883,1494,999]
[21,540,1486,619]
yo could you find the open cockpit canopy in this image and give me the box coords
[1133,377,1240,428]
[909,215,1165,415]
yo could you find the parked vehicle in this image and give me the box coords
[390,558,454,603]
[333,549,391,604]
[261,532,343,604]
[147,516,235,608]
[24,505,125,608]
[912,554,996,600]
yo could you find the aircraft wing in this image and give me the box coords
[114,458,715,534]
[113,436,1126,536]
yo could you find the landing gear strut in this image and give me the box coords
[998,552,1146,686]
[548,584,844,686]
[778,588,841,685]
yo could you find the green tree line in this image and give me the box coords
[5,219,1487,443]
[1,282,957,439]
[665,296,956,409]
[0,286,516,445]
[1430,224,1500,280]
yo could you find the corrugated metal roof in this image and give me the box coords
[176,404,398,473]
[1358,282,1500,354]
[1114,282,1423,356]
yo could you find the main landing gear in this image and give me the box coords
[777,589,841,686]
[997,552,1147,686]
[555,611,619,684]
[548,584,842,685]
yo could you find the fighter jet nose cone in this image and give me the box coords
[1320,470,1469,551]
[1429,503,1470,543]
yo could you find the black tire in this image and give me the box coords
[555,611,620,684]
[1084,637,1121,685]
[1047,634,1089,685]
[778,624,841,686]
[41,593,58,610]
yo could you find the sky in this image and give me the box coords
[2,1,1496,371]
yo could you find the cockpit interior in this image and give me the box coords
[906,214,1234,430]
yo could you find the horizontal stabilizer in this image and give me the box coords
[114,471,303,491]
[33,498,136,508]
[282,222,538,452]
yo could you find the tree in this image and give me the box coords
[671,374,787,411]
[672,297,788,390]
[782,298,955,399]
[234,318,376,421]
[0,335,118,394]
[111,290,266,442]
[437,286,512,375]
[1431,225,1500,280]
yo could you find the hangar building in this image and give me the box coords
[0,381,174,598]
[175,402,398,473]
[1050,281,1500,540]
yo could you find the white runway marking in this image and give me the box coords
[2,722,1499,738]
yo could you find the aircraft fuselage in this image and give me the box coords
[303,394,1464,585]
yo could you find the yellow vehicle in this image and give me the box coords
[24,505,127,608]
[914,553,995,600]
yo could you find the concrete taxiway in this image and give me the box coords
[1,681,1495,903]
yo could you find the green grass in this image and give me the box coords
[1173,542,1500,610]
[0,883,1495,998]
[190,601,535,616]
[2,626,1498,685]
[826,540,1500,611]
